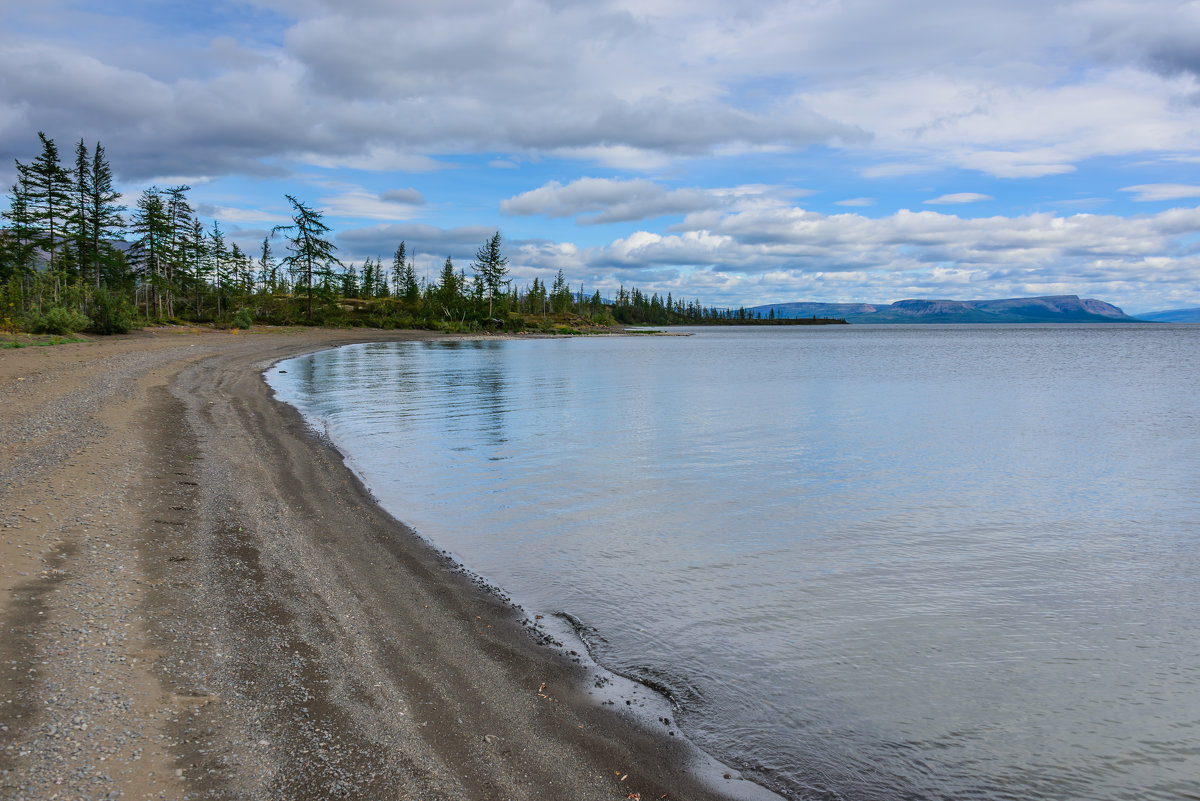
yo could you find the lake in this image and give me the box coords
[266,325,1200,801]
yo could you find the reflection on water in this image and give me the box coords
[268,326,1200,801]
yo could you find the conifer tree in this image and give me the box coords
[162,186,193,317]
[188,218,208,315]
[340,262,359,298]
[402,255,420,306]
[436,256,460,318]
[70,139,93,281]
[85,143,125,289]
[391,241,406,297]
[274,195,341,321]
[208,220,228,317]
[230,241,248,300]
[471,231,508,317]
[17,132,73,273]
[130,187,169,317]
[2,177,38,281]
[258,236,276,292]
[551,269,570,314]
[361,256,376,299]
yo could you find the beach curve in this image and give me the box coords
[1,327,773,800]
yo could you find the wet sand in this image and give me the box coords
[1,327,770,800]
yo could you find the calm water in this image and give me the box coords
[266,325,1200,801]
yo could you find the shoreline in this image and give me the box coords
[1,327,777,800]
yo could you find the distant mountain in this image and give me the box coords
[751,295,1141,324]
[1134,307,1200,323]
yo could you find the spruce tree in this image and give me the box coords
[130,188,169,317]
[70,139,93,282]
[437,256,459,318]
[361,256,376,299]
[163,186,193,317]
[208,220,228,317]
[188,218,208,315]
[471,231,508,317]
[551,269,570,314]
[2,177,38,281]
[391,241,406,297]
[258,236,276,292]
[85,143,125,289]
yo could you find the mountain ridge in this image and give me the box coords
[1134,307,1200,323]
[751,294,1141,324]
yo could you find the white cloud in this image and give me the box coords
[5,0,1200,313]
[501,178,719,224]
[332,200,1200,311]
[924,193,994,205]
[318,189,426,220]
[194,204,291,226]
[859,163,937,179]
[579,204,1200,308]
[5,0,1200,183]
[380,188,425,205]
[1121,183,1200,201]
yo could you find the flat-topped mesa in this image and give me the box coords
[752,294,1139,323]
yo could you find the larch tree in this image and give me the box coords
[17,132,73,274]
[273,194,341,321]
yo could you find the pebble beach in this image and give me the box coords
[0,327,758,801]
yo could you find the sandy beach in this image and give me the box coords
[0,327,771,801]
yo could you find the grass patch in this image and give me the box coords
[2,334,88,349]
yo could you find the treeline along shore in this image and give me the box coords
[0,327,778,800]
[2,132,844,338]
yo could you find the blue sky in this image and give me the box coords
[4,0,1200,313]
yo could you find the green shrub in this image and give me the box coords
[214,308,254,330]
[26,305,91,335]
[230,307,253,330]
[87,287,133,334]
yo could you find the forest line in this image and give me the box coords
[2,132,837,335]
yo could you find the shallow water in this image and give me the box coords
[267,325,1200,801]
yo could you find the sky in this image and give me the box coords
[3,0,1200,313]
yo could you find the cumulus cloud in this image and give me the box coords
[581,204,1200,302]
[330,201,1200,312]
[3,0,1199,312]
[6,0,1199,182]
[501,178,804,225]
[924,193,993,205]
